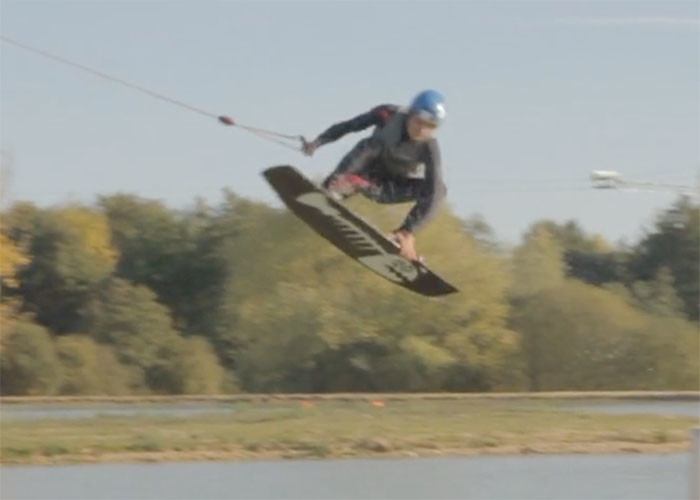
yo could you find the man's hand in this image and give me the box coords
[391,229,420,262]
[302,138,320,156]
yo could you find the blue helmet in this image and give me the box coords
[409,89,446,125]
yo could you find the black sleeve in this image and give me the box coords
[398,140,447,233]
[316,105,393,145]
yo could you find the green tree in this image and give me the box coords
[565,250,626,286]
[629,197,699,320]
[0,207,32,340]
[533,220,626,286]
[209,195,302,369]
[100,194,227,338]
[80,278,185,393]
[510,224,565,298]
[536,220,611,253]
[169,336,227,394]
[7,204,118,333]
[618,316,699,389]
[628,267,686,318]
[55,335,133,395]
[0,223,30,289]
[0,320,61,395]
[510,279,698,391]
[462,214,501,252]
[218,197,519,392]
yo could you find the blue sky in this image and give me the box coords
[1,1,698,245]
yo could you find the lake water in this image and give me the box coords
[1,399,698,499]
[554,399,700,418]
[0,453,693,500]
[1,398,698,421]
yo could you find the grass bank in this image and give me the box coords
[1,397,697,465]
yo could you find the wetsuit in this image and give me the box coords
[316,104,446,233]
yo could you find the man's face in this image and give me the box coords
[406,114,438,142]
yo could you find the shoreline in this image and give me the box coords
[2,390,699,405]
[1,441,691,466]
[2,394,696,466]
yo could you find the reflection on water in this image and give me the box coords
[1,454,691,500]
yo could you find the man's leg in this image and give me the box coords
[322,138,380,200]
[359,176,428,262]
[360,176,426,204]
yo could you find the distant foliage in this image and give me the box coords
[6,204,117,333]
[169,336,227,394]
[220,198,523,392]
[509,280,697,391]
[0,320,61,395]
[628,197,699,320]
[0,194,696,395]
[79,278,187,393]
[55,335,132,395]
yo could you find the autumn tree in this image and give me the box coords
[5,204,118,333]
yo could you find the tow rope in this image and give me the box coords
[1,35,306,152]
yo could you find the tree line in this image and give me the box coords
[1,191,697,395]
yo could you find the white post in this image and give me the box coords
[691,427,700,500]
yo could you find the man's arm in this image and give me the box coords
[304,105,394,155]
[397,140,447,233]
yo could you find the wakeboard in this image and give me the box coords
[262,165,458,297]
